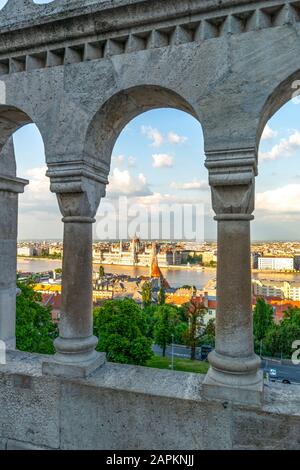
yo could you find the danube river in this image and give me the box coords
[17,258,300,289]
[17,258,215,289]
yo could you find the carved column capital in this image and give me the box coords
[205,148,257,221]
[0,174,28,194]
[46,162,107,222]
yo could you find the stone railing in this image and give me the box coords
[0,350,300,450]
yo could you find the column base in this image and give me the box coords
[202,366,264,406]
[42,351,106,379]
[203,350,263,406]
[1,337,16,350]
[42,334,106,378]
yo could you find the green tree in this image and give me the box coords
[200,318,215,347]
[253,298,274,354]
[16,281,58,354]
[93,298,153,365]
[173,321,188,345]
[154,305,180,357]
[183,299,207,360]
[158,286,166,305]
[187,254,202,265]
[263,323,281,358]
[256,306,300,359]
[181,285,197,293]
[277,307,300,358]
[143,303,159,338]
[99,265,105,279]
[142,281,152,307]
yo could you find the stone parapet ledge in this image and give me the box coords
[0,350,299,452]
[2,350,300,412]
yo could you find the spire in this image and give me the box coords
[150,242,161,278]
[150,242,171,289]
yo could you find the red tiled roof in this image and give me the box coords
[207,300,217,309]
[41,293,61,310]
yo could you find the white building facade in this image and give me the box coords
[257,257,294,271]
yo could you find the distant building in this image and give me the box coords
[257,256,294,271]
[49,246,63,256]
[93,238,187,266]
[252,279,300,301]
[252,279,284,299]
[17,246,34,257]
[282,281,300,301]
[166,287,195,307]
[202,251,217,265]
[203,295,217,324]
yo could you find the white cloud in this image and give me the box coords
[261,124,278,141]
[111,154,125,166]
[17,166,61,238]
[141,125,164,147]
[107,168,152,198]
[170,179,208,190]
[167,131,188,144]
[259,130,300,161]
[128,156,136,167]
[152,154,173,168]
[20,167,54,210]
[256,184,300,213]
[136,192,178,206]
[141,126,188,147]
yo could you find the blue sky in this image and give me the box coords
[13,100,300,241]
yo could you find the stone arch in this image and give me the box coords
[0,104,48,350]
[257,69,300,146]
[84,85,201,177]
[0,104,36,176]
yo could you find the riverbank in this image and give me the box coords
[17,256,61,263]
[17,256,216,272]
[252,269,300,274]
[17,257,300,278]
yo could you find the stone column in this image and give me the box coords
[0,174,28,349]
[42,172,106,378]
[203,150,263,405]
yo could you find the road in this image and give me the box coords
[152,344,300,384]
[153,344,202,360]
[261,359,300,384]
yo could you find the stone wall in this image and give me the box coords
[0,351,299,450]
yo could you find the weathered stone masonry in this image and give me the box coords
[0,0,300,449]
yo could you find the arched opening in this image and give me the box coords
[253,75,300,369]
[84,86,199,173]
[0,105,61,353]
[13,123,61,242]
[86,86,216,369]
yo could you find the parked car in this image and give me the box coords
[266,368,291,384]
